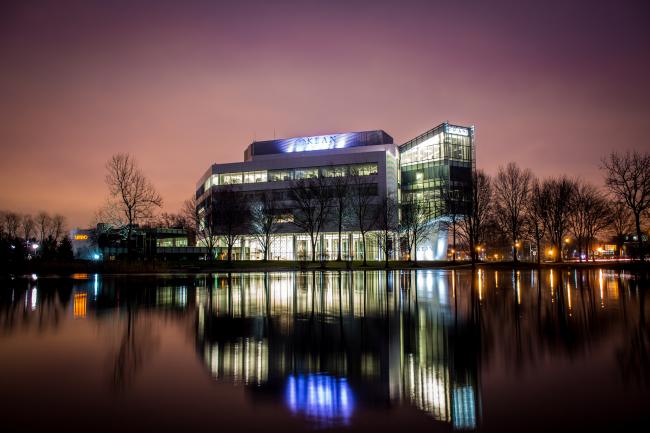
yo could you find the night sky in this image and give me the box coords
[1,0,649,228]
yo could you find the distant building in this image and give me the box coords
[196,122,475,261]
[70,225,207,260]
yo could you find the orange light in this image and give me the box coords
[74,234,89,240]
[73,293,87,319]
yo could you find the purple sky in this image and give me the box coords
[1,0,649,228]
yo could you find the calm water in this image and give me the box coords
[0,269,649,432]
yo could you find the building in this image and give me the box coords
[71,224,207,260]
[196,122,474,261]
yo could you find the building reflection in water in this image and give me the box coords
[0,268,645,431]
[285,373,354,427]
[195,270,482,430]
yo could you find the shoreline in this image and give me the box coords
[1,259,648,277]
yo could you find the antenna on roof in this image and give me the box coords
[273,128,276,139]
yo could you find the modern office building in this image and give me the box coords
[195,122,474,261]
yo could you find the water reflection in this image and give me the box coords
[0,269,648,432]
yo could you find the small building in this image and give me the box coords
[71,224,208,260]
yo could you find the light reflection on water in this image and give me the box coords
[0,269,648,432]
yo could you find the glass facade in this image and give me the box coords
[196,122,474,261]
[399,123,474,215]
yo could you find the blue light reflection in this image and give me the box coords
[285,373,354,426]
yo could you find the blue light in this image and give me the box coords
[285,373,354,427]
[282,133,350,153]
[92,253,100,260]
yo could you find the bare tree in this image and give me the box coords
[399,194,434,263]
[569,182,611,261]
[21,214,35,241]
[290,177,331,262]
[103,153,163,256]
[0,210,6,238]
[458,170,492,264]
[541,176,577,262]
[441,188,463,262]
[493,162,532,263]
[4,212,20,239]
[249,192,279,261]
[36,211,51,243]
[327,171,350,261]
[376,194,399,267]
[51,214,66,242]
[183,196,216,260]
[212,187,249,262]
[602,151,650,259]
[610,200,632,258]
[348,170,379,265]
[526,179,548,265]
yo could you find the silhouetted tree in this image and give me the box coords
[458,170,492,264]
[36,211,51,243]
[57,236,74,260]
[51,214,66,242]
[441,188,463,262]
[21,214,34,242]
[249,191,279,261]
[493,162,532,263]
[4,212,20,239]
[327,171,350,261]
[400,194,434,263]
[184,196,217,260]
[602,150,650,259]
[212,187,249,262]
[291,177,331,262]
[376,194,399,267]
[610,200,632,258]
[349,170,379,265]
[541,176,577,262]
[102,153,162,256]
[526,179,548,265]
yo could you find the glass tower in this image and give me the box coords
[398,122,475,259]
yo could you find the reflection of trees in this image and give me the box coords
[111,304,159,391]
[616,275,650,388]
[0,279,72,333]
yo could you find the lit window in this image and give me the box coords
[295,168,318,179]
[220,173,243,184]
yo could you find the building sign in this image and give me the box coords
[285,133,349,153]
[74,234,89,241]
[447,125,469,136]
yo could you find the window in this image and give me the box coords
[321,166,347,177]
[220,172,243,184]
[350,163,378,176]
[276,213,294,223]
[269,170,293,182]
[295,167,318,179]
[243,170,267,183]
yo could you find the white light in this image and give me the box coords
[32,243,39,250]
[31,274,38,281]
[447,125,469,136]
[93,253,100,260]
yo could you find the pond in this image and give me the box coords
[0,269,648,432]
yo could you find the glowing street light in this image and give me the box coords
[31,243,39,250]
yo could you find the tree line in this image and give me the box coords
[0,211,73,266]
[54,150,650,265]
[452,150,649,263]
